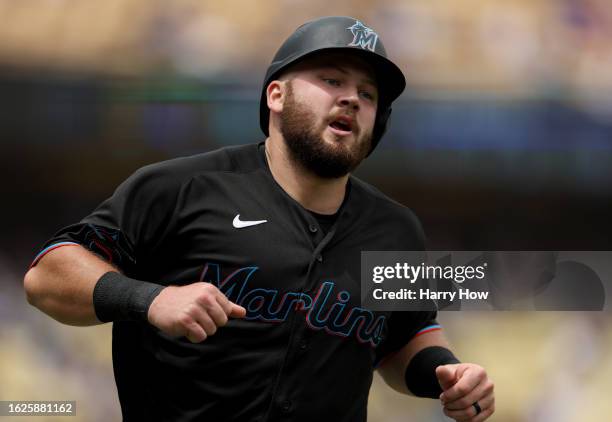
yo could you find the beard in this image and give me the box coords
[279,83,372,179]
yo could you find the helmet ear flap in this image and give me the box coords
[368,106,392,156]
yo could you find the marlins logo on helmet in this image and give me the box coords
[347,20,379,52]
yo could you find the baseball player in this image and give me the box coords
[24,16,494,422]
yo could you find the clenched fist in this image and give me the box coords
[147,282,246,343]
[436,363,495,421]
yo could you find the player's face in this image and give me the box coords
[278,53,378,178]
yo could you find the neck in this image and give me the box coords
[264,136,348,215]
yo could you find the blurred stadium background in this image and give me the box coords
[1,1,611,421]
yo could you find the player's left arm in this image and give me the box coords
[377,329,495,421]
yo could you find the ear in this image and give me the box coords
[267,80,285,114]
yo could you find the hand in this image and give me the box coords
[147,282,246,343]
[436,363,495,421]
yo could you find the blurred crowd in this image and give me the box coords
[0,0,611,102]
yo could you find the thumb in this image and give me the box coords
[229,302,247,318]
[436,364,458,391]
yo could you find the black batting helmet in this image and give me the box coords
[259,16,406,154]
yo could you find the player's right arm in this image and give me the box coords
[24,160,245,341]
[23,244,246,342]
[24,244,115,326]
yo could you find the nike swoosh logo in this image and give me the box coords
[233,214,268,229]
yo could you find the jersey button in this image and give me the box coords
[299,339,308,350]
[280,400,292,413]
[316,254,323,263]
[309,224,318,233]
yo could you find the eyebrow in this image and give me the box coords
[324,64,377,89]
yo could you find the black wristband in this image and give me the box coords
[93,271,165,323]
[404,346,460,399]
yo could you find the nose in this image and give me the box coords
[337,88,360,111]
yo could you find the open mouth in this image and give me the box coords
[328,116,353,135]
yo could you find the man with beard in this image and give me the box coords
[24,16,494,422]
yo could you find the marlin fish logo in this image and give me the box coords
[347,20,379,52]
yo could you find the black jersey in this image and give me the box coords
[32,142,438,422]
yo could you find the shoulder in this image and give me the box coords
[124,143,259,191]
[351,176,421,223]
[349,176,426,247]
[136,144,257,180]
